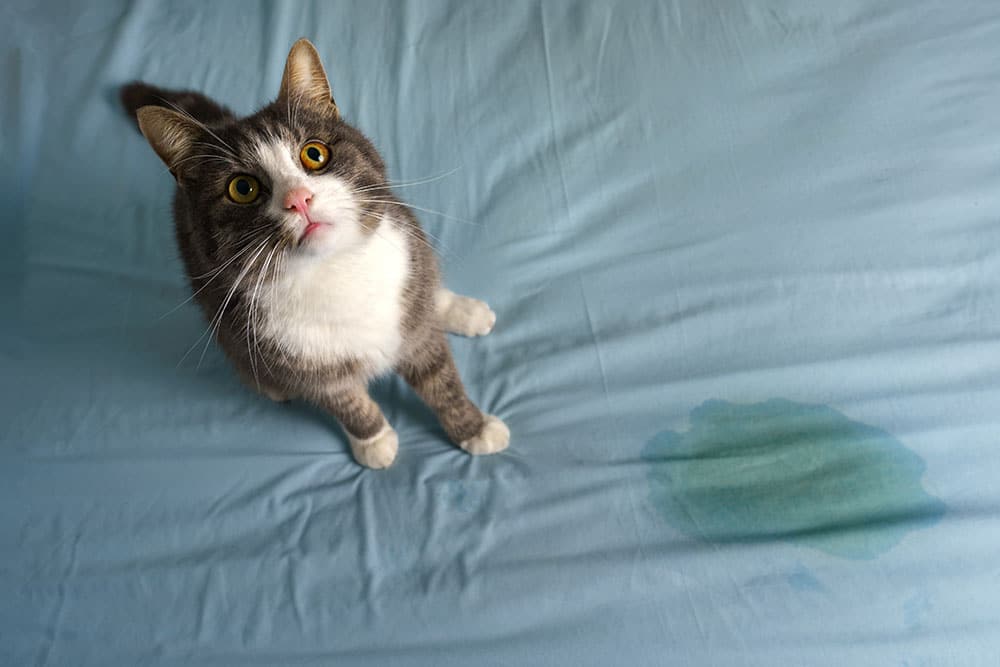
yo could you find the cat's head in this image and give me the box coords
[135,39,388,265]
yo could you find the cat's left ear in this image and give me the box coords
[135,106,204,181]
[278,38,339,116]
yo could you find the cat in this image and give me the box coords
[120,39,509,468]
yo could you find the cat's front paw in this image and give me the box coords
[349,425,399,469]
[460,414,510,455]
[438,290,496,337]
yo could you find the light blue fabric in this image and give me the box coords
[3,1,999,665]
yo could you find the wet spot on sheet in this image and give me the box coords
[786,563,824,591]
[439,480,485,513]
[642,399,945,559]
[744,562,824,592]
[903,591,933,632]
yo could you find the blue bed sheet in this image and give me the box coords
[3,1,1000,665]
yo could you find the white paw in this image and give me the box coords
[437,289,496,337]
[460,414,510,455]
[349,424,399,469]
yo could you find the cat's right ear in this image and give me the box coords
[278,38,338,116]
[135,106,202,180]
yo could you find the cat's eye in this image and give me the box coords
[226,175,260,204]
[300,141,330,171]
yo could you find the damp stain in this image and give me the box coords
[744,562,824,592]
[642,399,945,559]
[439,480,485,513]
[903,591,933,632]
[785,563,824,592]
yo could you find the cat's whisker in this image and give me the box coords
[258,249,284,378]
[215,224,277,253]
[177,240,267,370]
[159,240,264,319]
[247,243,280,386]
[399,217,450,250]
[172,153,231,166]
[245,252,265,385]
[362,209,459,261]
[178,260,256,369]
[394,218,453,257]
[368,225,407,257]
[360,208,429,247]
[353,167,462,193]
[381,222,460,264]
[189,141,238,159]
[157,97,239,157]
[355,198,481,227]
[189,229,274,284]
[252,245,306,388]
[162,153,231,176]
[197,241,270,370]
[187,139,237,165]
[350,188,456,254]
[187,241,259,280]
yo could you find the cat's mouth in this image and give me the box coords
[300,221,332,243]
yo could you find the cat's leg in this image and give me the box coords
[435,288,496,337]
[318,384,398,469]
[236,368,294,403]
[398,333,509,455]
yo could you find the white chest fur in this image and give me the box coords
[260,222,410,373]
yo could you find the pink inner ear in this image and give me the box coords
[284,187,313,214]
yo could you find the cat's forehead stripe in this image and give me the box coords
[254,138,300,180]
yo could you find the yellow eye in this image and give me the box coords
[300,141,330,171]
[227,175,260,204]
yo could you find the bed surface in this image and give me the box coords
[3,1,1000,665]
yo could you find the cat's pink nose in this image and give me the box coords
[284,187,313,214]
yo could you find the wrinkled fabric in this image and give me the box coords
[2,1,1000,665]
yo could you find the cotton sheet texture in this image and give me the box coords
[2,1,999,665]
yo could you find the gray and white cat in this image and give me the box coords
[121,39,509,468]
